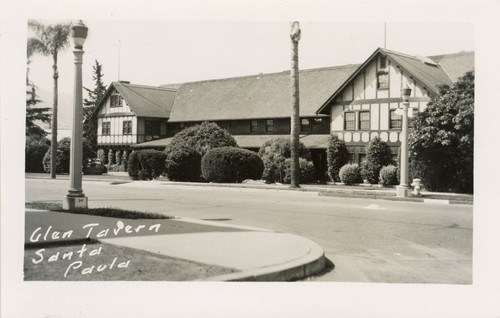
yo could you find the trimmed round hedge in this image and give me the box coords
[339,163,362,185]
[127,149,166,180]
[164,145,202,182]
[201,147,264,183]
[379,165,399,186]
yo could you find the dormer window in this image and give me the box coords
[110,91,123,108]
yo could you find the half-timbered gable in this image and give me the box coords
[95,81,176,149]
[316,48,458,163]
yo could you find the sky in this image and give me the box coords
[27,21,475,100]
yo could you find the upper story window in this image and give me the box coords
[380,56,387,69]
[300,118,311,133]
[102,122,111,135]
[390,110,402,129]
[377,71,389,89]
[250,120,258,133]
[123,120,132,135]
[266,119,274,133]
[110,92,123,108]
[344,112,356,131]
[359,111,370,130]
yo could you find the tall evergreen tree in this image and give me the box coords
[28,20,72,178]
[83,60,107,152]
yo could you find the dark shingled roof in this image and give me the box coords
[166,65,358,122]
[429,51,475,83]
[132,134,331,149]
[113,82,177,118]
[381,48,454,94]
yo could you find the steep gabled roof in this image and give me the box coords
[316,47,455,114]
[166,64,358,122]
[113,82,177,118]
[429,51,475,83]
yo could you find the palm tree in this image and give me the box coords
[290,21,301,188]
[28,20,71,178]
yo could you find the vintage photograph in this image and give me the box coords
[2,1,499,317]
[23,20,474,283]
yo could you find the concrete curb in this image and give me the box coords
[198,236,326,282]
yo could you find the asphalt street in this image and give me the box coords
[25,177,473,284]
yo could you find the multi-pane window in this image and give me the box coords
[110,92,122,108]
[377,71,389,89]
[102,122,111,135]
[123,120,132,135]
[359,111,370,130]
[390,110,402,129]
[300,118,310,133]
[266,119,274,133]
[250,120,258,133]
[344,112,355,130]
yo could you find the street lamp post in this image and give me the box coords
[63,20,88,210]
[396,86,412,197]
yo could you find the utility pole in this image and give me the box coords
[290,21,301,188]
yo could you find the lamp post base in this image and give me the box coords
[63,195,88,210]
[396,185,411,198]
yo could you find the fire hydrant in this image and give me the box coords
[411,178,422,196]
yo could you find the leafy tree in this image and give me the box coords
[28,20,72,178]
[361,137,393,184]
[258,137,311,184]
[26,136,50,172]
[42,137,95,174]
[83,60,107,152]
[409,72,474,193]
[326,135,350,182]
[168,121,238,157]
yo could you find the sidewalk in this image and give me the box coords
[24,209,326,281]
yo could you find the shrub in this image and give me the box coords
[115,150,122,165]
[164,145,202,182]
[283,158,315,184]
[122,150,129,170]
[42,137,95,174]
[108,149,115,165]
[168,121,238,157]
[326,135,350,182]
[379,165,399,186]
[127,149,166,180]
[362,137,393,184]
[339,163,362,185]
[201,147,264,183]
[25,136,50,172]
[97,149,107,164]
[258,138,311,183]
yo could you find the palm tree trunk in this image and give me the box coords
[50,53,58,178]
[290,22,301,188]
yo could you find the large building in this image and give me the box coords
[92,47,474,179]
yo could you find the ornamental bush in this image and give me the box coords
[42,137,95,174]
[339,163,362,185]
[379,165,399,186]
[127,149,166,180]
[164,145,202,182]
[326,135,350,182]
[283,158,315,184]
[97,148,107,164]
[168,121,238,157]
[201,147,264,183]
[361,137,393,184]
[258,138,311,183]
[25,136,50,172]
